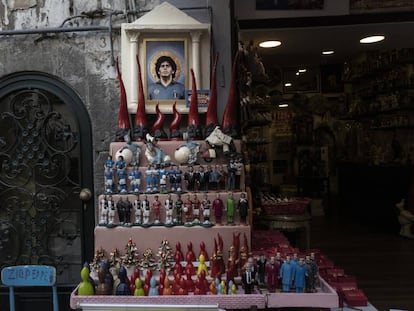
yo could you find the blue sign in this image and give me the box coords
[1,265,56,286]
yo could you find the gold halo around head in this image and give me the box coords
[150,50,182,82]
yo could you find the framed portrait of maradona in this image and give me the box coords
[120,2,211,114]
[144,39,188,101]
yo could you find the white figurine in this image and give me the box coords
[134,195,142,225]
[396,199,414,239]
[99,196,108,225]
[141,195,151,225]
[165,193,174,225]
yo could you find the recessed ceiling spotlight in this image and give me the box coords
[298,69,307,73]
[322,50,335,55]
[284,83,292,87]
[360,35,385,44]
[259,40,282,48]
[278,103,289,108]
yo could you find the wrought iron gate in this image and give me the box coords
[0,72,94,289]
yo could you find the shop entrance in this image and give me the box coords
[0,72,94,310]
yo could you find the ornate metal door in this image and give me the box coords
[0,72,94,308]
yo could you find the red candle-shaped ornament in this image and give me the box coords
[151,103,168,140]
[133,54,149,141]
[115,57,131,142]
[187,68,202,139]
[169,102,182,140]
[205,53,219,138]
[221,51,241,138]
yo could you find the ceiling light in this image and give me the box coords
[278,103,289,108]
[322,50,334,55]
[298,69,307,73]
[259,40,282,48]
[360,35,385,44]
[284,82,292,87]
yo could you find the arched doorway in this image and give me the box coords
[0,72,94,310]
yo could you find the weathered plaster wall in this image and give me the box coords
[0,0,233,208]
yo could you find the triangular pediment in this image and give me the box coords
[126,1,209,30]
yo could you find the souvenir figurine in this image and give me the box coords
[186,241,196,263]
[104,166,113,194]
[108,196,115,226]
[235,157,243,189]
[133,54,150,141]
[116,266,131,295]
[238,192,249,225]
[226,192,235,225]
[152,195,162,225]
[205,125,234,156]
[218,165,227,190]
[210,234,225,279]
[134,277,145,296]
[95,263,111,295]
[159,174,167,193]
[104,155,115,171]
[162,276,172,295]
[194,270,208,295]
[213,193,224,225]
[206,165,215,190]
[209,165,221,190]
[99,196,108,225]
[294,258,308,293]
[192,193,201,224]
[164,193,174,226]
[141,194,151,226]
[241,257,255,294]
[144,133,171,166]
[196,165,209,192]
[175,193,183,225]
[280,255,293,292]
[183,194,193,226]
[117,166,127,194]
[226,245,238,286]
[151,103,168,140]
[128,166,142,193]
[124,196,132,226]
[227,158,237,190]
[201,194,212,226]
[199,241,209,263]
[116,155,126,170]
[257,253,267,286]
[78,265,94,296]
[184,165,196,192]
[239,233,249,273]
[148,276,159,296]
[266,256,280,292]
[168,164,183,192]
[133,195,141,225]
[116,196,126,225]
[145,164,156,193]
[115,58,131,142]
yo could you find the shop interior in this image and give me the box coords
[238,18,414,232]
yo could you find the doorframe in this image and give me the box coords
[0,71,95,264]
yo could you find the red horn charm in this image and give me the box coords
[205,53,219,138]
[221,51,241,138]
[152,102,168,140]
[187,68,202,139]
[115,57,131,141]
[169,102,182,140]
[133,54,149,141]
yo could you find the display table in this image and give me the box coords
[256,213,312,249]
[70,276,338,310]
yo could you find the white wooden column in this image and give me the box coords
[190,31,202,87]
[126,30,140,108]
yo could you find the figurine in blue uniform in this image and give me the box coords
[104,166,113,194]
[117,166,127,193]
[128,166,142,193]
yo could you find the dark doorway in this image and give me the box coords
[0,72,94,310]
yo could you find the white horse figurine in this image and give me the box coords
[144,133,171,166]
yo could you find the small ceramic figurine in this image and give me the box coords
[99,196,108,225]
[218,165,227,190]
[196,165,209,192]
[164,193,174,225]
[116,266,131,295]
[226,192,235,225]
[152,195,162,225]
[116,155,126,170]
[144,133,171,166]
[148,276,159,296]
[134,277,145,296]
[241,257,255,294]
[192,194,201,224]
[257,253,267,286]
[117,166,127,194]
[104,166,113,194]
[175,193,183,225]
[168,164,181,192]
[78,265,94,296]
[183,194,193,225]
[104,155,115,171]
[238,192,249,225]
[213,193,224,225]
[201,193,212,225]
[145,164,156,193]
[116,197,126,225]
[227,158,237,190]
[280,255,293,292]
[128,166,142,193]
[124,196,133,226]
[141,194,151,225]
[266,256,280,292]
[108,196,115,226]
[209,164,221,190]
[294,258,308,293]
[184,165,196,192]
[133,195,141,225]
[235,157,243,189]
